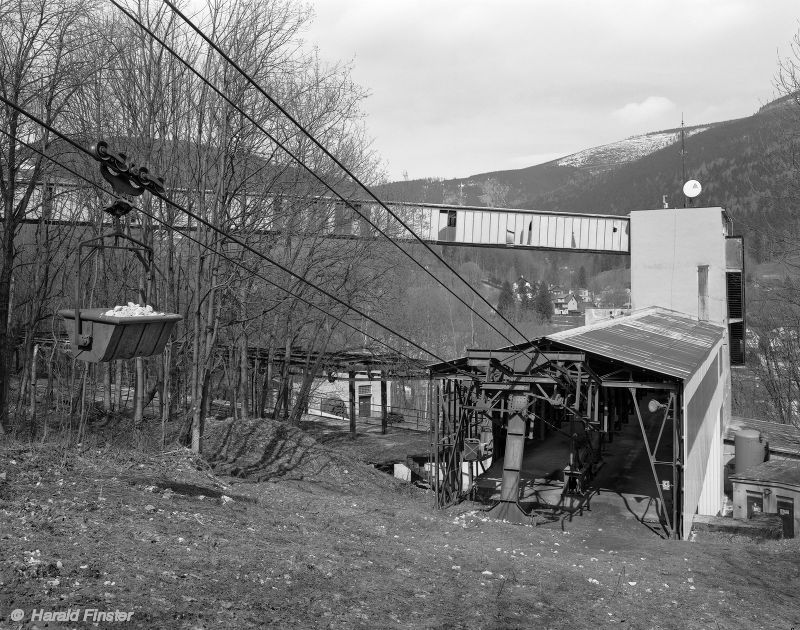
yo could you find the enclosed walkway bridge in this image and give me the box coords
[332,200,630,254]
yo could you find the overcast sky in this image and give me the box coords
[304,0,800,181]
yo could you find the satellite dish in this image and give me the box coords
[683,179,702,198]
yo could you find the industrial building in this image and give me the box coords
[720,418,800,538]
[730,461,800,538]
[429,206,743,540]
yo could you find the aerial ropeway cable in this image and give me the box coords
[114,0,532,349]
[0,104,462,368]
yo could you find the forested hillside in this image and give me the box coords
[377,93,800,425]
[377,97,799,264]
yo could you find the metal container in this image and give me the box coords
[734,428,767,475]
[59,308,182,363]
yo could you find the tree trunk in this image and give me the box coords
[0,231,14,432]
[134,357,145,428]
[227,345,236,420]
[28,344,38,438]
[239,329,249,418]
[103,362,112,417]
[161,345,172,426]
[259,349,272,418]
[189,234,204,452]
[114,361,123,412]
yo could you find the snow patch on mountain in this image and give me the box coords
[557,127,709,171]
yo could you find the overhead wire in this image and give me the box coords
[118,0,529,348]
[157,2,571,390]
[163,0,540,344]
[0,95,459,366]
[0,126,435,368]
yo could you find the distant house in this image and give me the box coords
[576,288,592,302]
[553,293,580,315]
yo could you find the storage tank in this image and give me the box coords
[734,429,768,474]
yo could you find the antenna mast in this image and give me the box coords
[681,114,687,207]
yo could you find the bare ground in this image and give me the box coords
[1,417,799,630]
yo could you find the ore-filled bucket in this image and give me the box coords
[58,308,183,363]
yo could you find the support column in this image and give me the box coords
[671,392,682,540]
[488,404,528,523]
[380,372,388,434]
[432,380,439,506]
[348,371,356,437]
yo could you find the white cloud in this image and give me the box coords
[612,97,677,126]
[306,0,800,179]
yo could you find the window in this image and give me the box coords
[697,265,709,321]
[746,491,763,518]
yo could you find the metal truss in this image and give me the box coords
[430,342,684,537]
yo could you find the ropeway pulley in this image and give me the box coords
[58,141,181,363]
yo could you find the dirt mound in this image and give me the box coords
[203,417,349,482]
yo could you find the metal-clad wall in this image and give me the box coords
[682,338,727,537]
[364,203,630,253]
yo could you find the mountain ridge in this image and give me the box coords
[375,96,796,261]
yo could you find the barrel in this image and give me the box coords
[734,429,767,474]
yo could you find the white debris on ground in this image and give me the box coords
[104,302,164,317]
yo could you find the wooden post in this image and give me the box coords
[349,371,356,437]
[282,373,290,421]
[380,371,388,434]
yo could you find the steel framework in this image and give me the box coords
[429,342,684,538]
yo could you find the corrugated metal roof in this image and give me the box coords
[545,307,724,380]
[729,459,800,487]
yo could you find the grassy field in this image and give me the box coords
[1,417,799,629]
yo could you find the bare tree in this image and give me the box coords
[737,26,800,426]
[0,0,398,448]
[0,0,97,432]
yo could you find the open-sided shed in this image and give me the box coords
[429,307,728,540]
[544,307,728,537]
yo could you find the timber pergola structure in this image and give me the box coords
[428,308,725,540]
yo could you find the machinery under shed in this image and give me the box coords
[428,207,740,540]
[429,307,726,540]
